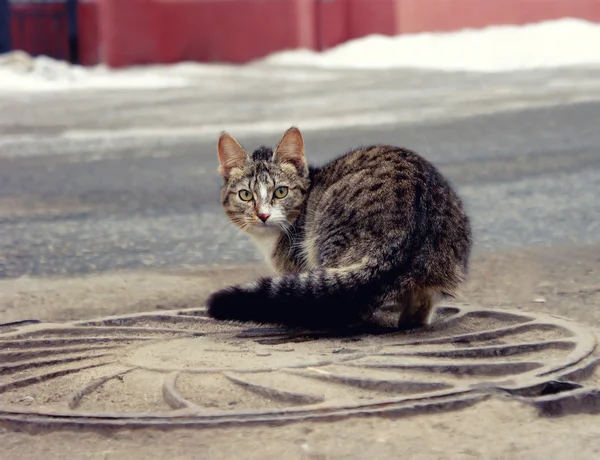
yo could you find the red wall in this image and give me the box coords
[316,0,396,49]
[6,0,600,67]
[99,0,317,68]
[348,0,396,39]
[396,0,600,34]
[78,0,99,65]
[316,0,347,50]
[89,0,600,67]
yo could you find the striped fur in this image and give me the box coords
[208,127,472,330]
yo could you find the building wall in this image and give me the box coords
[78,0,98,65]
[395,0,600,34]
[98,0,600,68]
[5,0,600,67]
[9,0,70,61]
[99,0,316,67]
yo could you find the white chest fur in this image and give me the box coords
[251,232,280,268]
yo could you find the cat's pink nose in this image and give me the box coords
[258,212,271,223]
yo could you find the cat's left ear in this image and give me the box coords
[217,132,249,178]
[273,127,308,176]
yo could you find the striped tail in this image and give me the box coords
[206,261,385,329]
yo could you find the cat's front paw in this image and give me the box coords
[206,286,252,322]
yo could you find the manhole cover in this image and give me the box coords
[1,305,599,430]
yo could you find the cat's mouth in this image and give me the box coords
[251,222,280,232]
[247,219,284,235]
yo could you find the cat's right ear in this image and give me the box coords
[217,132,248,178]
[273,127,308,176]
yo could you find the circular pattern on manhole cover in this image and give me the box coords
[0,305,599,429]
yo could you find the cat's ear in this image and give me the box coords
[273,127,308,175]
[217,132,249,178]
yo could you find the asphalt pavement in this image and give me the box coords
[0,67,599,278]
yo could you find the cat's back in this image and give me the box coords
[308,144,434,207]
[297,145,424,263]
[300,144,470,273]
[311,144,431,187]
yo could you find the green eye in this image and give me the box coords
[238,190,253,201]
[273,186,289,199]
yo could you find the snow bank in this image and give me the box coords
[1,19,599,93]
[0,51,242,93]
[0,50,334,93]
[264,18,600,72]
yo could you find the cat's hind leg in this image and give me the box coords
[396,288,442,330]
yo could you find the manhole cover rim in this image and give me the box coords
[1,305,598,428]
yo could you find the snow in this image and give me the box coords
[0,51,213,92]
[0,50,334,93]
[1,19,600,93]
[264,18,600,72]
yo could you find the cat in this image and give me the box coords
[207,127,472,330]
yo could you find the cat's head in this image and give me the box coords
[217,127,310,235]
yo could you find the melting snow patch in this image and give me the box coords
[0,50,336,93]
[0,51,195,92]
[263,19,600,72]
[0,51,233,93]
[1,19,599,93]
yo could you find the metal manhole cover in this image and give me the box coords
[1,305,599,430]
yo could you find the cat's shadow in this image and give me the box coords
[235,307,457,344]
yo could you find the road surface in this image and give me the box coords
[1,65,600,278]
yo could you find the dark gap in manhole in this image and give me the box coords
[0,319,43,328]
[539,380,582,396]
[503,380,583,397]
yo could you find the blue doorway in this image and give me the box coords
[0,0,10,54]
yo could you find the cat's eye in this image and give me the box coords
[238,190,253,201]
[273,186,289,199]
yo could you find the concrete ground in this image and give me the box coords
[1,65,600,459]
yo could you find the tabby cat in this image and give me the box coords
[207,127,472,330]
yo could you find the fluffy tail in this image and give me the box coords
[206,260,387,329]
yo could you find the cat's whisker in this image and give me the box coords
[278,221,294,246]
